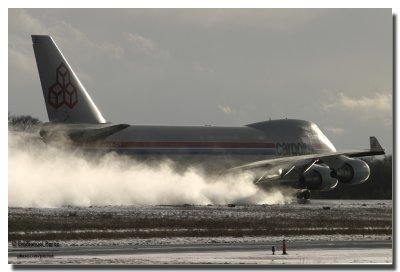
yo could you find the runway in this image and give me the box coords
[9,239,392,265]
[9,239,392,257]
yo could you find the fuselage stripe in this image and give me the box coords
[82,148,277,155]
[77,141,277,149]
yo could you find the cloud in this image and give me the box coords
[122,32,170,59]
[323,92,392,127]
[10,9,48,34]
[53,21,124,60]
[8,46,36,78]
[218,104,233,114]
[340,93,391,115]
[325,126,345,135]
[9,9,124,61]
[159,9,325,33]
[192,60,215,75]
[193,60,205,73]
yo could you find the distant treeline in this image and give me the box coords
[313,155,392,200]
[8,113,42,131]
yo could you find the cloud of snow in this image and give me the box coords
[8,132,292,207]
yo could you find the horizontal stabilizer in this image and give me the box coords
[68,124,130,142]
[40,123,129,143]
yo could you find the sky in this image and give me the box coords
[8,8,393,154]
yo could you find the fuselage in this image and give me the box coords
[43,119,336,170]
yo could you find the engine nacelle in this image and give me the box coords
[330,156,370,185]
[300,164,338,191]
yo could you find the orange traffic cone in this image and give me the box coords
[282,239,288,255]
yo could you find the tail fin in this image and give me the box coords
[32,35,106,124]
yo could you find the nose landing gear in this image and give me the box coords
[296,189,311,204]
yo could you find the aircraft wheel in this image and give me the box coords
[296,190,311,204]
[303,190,311,200]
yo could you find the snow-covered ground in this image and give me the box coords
[9,200,393,265]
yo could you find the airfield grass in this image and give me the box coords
[8,204,391,241]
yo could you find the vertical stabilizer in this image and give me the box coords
[32,35,106,124]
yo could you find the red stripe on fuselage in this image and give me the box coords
[77,141,276,149]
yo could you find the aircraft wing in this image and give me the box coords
[230,136,385,184]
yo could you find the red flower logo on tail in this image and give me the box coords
[48,63,78,109]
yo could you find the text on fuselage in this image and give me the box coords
[276,142,313,156]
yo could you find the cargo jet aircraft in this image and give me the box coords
[31,35,385,201]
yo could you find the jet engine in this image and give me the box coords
[300,164,338,191]
[330,155,370,185]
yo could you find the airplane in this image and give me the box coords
[31,35,385,202]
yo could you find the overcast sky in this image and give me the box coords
[8,9,392,153]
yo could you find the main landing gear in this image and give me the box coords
[296,189,311,204]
